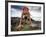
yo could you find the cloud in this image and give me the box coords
[11,8,22,17]
[11,8,41,21]
[30,10,41,21]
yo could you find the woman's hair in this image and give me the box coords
[23,7,29,11]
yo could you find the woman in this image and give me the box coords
[16,7,32,31]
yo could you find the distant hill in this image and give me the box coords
[11,17,41,24]
[11,17,41,26]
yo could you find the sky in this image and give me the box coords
[11,5,41,21]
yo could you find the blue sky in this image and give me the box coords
[11,5,23,10]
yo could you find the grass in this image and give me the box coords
[11,24,41,31]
